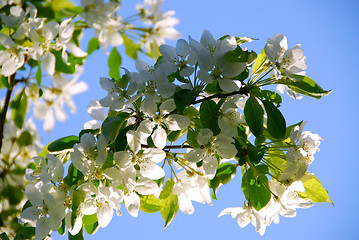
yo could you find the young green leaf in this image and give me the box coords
[35,61,42,86]
[159,179,179,228]
[122,34,140,60]
[140,195,163,213]
[252,49,267,74]
[87,37,100,55]
[48,135,79,152]
[298,175,333,204]
[69,228,84,240]
[82,214,98,225]
[241,168,271,211]
[261,100,286,139]
[200,100,221,135]
[101,116,127,144]
[84,222,99,235]
[174,89,194,113]
[244,95,264,137]
[209,163,237,200]
[10,90,28,129]
[108,47,121,80]
[277,76,331,99]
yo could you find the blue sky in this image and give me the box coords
[41,0,359,239]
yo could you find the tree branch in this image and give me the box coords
[0,74,16,151]
[141,144,193,149]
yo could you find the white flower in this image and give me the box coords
[84,100,106,129]
[32,69,88,132]
[19,183,66,240]
[264,181,313,226]
[71,133,108,176]
[25,154,64,183]
[218,98,245,137]
[190,30,246,91]
[218,204,266,236]
[173,170,212,214]
[79,182,122,228]
[0,33,25,76]
[186,129,237,179]
[0,5,26,27]
[265,33,307,80]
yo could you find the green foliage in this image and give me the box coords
[108,47,122,80]
[84,222,99,235]
[101,116,127,144]
[0,75,10,89]
[210,163,237,200]
[17,131,33,147]
[199,100,220,135]
[261,100,286,139]
[140,195,163,213]
[244,95,263,137]
[174,89,194,113]
[10,90,28,129]
[278,76,331,99]
[241,167,271,211]
[298,175,333,204]
[57,219,66,235]
[53,50,76,74]
[258,90,282,104]
[247,142,267,165]
[69,228,84,240]
[35,61,42,86]
[48,135,79,152]
[87,37,100,55]
[122,34,141,60]
[159,179,179,228]
[252,49,267,74]
[64,163,84,187]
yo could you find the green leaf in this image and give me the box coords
[48,135,79,152]
[53,50,76,74]
[114,124,135,152]
[10,90,28,129]
[72,190,85,226]
[204,80,220,94]
[159,179,179,228]
[259,90,282,104]
[38,142,50,158]
[241,168,271,211]
[261,100,286,139]
[122,34,140,60]
[247,142,267,165]
[0,75,10,89]
[108,47,121,80]
[200,100,221,135]
[277,76,331,99]
[298,175,332,204]
[57,219,66,235]
[101,116,127,144]
[35,61,42,86]
[84,222,99,235]
[15,227,35,239]
[69,228,84,240]
[82,214,98,225]
[16,131,33,147]
[244,95,264,137]
[140,195,163,213]
[252,49,267,74]
[0,233,10,240]
[87,37,100,55]
[174,89,194,113]
[209,163,237,200]
[64,163,84,187]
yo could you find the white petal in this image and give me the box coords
[20,206,41,223]
[42,21,59,40]
[143,148,166,164]
[140,162,165,179]
[97,203,113,228]
[43,51,55,75]
[185,148,204,163]
[166,114,190,131]
[125,192,140,217]
[126,130,141,154]
[178,193,194,214]
[203,154,218,179]
[197,128,213,145]
[159,44,177,61]
[176,39,190,58]
[159,99,176,115]
[152,126,167,149]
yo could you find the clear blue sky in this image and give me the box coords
[43,0,358,239]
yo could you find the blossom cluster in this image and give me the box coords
[0,0,180,237]
[18,30,331,239]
